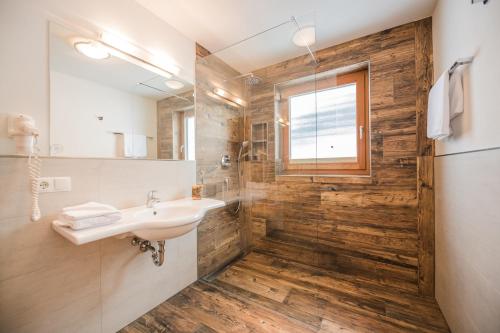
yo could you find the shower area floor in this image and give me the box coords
[119,251,449,333]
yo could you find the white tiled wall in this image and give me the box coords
[433,1,500,332]
[0,157,197,333]
[435,150,500,333]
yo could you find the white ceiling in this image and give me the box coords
[135,0,437,72]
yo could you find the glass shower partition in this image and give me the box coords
[195,14,323,278]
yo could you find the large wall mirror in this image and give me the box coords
[49,22,195,160]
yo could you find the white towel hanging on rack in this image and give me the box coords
[427,72,451,140]
[449,66,465,120]
[427,57,473,140]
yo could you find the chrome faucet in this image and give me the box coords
[146,190,160,208]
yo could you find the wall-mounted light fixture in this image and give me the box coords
[74,41,110,59]
[206,91,239,108]
[72,36,174,79]
[212,87,247,107]
[99,31,176,79]
[165,80,184,90]
[58,19,182,80]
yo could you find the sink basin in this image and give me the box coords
[132,205,203,241]
[52,198,226,245]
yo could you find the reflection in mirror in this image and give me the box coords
[49,22,194,160]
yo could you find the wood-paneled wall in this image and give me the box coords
[243,19,434,296]
[157,90,194,160]
[195,43,247,277]
[195,43,244,193]
[197,202,243,278]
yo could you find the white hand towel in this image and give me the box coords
[61,202,120,221]
[132,134,147,158]
[449,67,464,119]
[58,212,122,230]
[123,133,135,157]
[63,201,117,213]
[122,133,147,158]
[427,71,451,140]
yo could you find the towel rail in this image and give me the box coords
[435,146,500,157]
[109,131,154,139]
[448,57,474,75]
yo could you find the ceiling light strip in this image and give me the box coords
[100,41,173,79]
[213,88,247,107]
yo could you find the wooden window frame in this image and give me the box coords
[279,69,369,175]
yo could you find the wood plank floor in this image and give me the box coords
[119,251,449,333]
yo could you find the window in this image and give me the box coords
[184,115,195,160]
[279,69,369,175]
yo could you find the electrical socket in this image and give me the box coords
[38,177,54,193]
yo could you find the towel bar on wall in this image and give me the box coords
[109,131,154,139]
[448,57,474,75]
[435,146,500,157]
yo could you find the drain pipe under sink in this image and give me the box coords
[131,237,165,266]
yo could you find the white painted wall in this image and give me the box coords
[0,0,195,155]
[50,71,157,158]
[0,1,199,332]
[433,1,500,332]
[433,0,500,156]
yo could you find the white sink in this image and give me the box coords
[52,198,225,245]
[132,205,203,241]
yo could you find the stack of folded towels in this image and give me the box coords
[58,202,122,230]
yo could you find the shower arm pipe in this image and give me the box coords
[290,16,318,65]
[137,83,191,102]
[210,20,292,55]
[230,73,255,80]
[211,17,319,66]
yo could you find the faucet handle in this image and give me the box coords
[148,190,158,199]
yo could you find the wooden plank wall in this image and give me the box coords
[415,19,435,297]
[195,43,244,192]
[198,202,243,278]
[195,43,247,277]
[243,19,434,296]
[157,90,194,159]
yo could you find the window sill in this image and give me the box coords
[275,172,372,184]
[279,168,371,176]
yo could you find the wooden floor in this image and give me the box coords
[119,251,449,333]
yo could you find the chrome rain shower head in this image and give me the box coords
[244,74,262,86]
[225,72,262,86]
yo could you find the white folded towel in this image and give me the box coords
[449,66,465,119]
[427,71,451,140]
[427,66,467,140]
[62,201,117,213]
[57,213,122,230]
[132,134,147,158]
[61,201,120,221]
[123,133,134,157]
[123,133,147,158]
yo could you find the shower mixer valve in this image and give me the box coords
[221,154,231,168]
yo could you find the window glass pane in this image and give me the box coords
[185,116,195,160]
[289,83,357,162]
[289,93,316,160]
[316,84,357,161]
